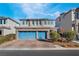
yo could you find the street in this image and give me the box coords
[0,50,79,56]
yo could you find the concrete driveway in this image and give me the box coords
[0,40,62,48]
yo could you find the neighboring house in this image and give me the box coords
[56,8,79,35]
[15,19,56,40]
[0,17,20,36]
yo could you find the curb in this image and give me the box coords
[0,48,79,50]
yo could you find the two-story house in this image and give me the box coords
[15,19,56,40]
[56,8,79,35]
[0,17,20,36]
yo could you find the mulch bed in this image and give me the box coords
[46,38,79,48]
[52,41,79,48]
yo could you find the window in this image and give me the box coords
[4,20,6,24]
[58,18,61,22]
[51,21,53,25]
[46,21,49,25]
[75,12,79,19]
[28,21,30,26]
[72,24,75,31]
[48,21,51,25]
[0,20,2,24]
[26,21,27,25]
[32,21,35,25]
[44,21,47,25]
[22,21,25,25]
[39,21,42,25]
[72,24,75,27]
[36,21,38,25]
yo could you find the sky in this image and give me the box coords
[0,3,79,20]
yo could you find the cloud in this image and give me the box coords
[20,3,60,19]
[53,11,60,18]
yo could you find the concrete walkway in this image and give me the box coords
[73,40,79,43]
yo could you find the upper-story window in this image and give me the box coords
[26,21,27,25]
[36,21,39,25]
[39,21,42,25]
[44,21,47,25]
[48,21,53,25]
[0,20,2,24]
[48,21,50,25]
[22,21,25,25]
[50,21,52,25]
[32,21,35,25]
[0,20,6,24]
[58,17,61,22]
[4,20,6,24]
[75,12,79,19]
[44,21,52,25]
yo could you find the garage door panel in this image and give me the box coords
[18,31,27,40]
[18,31,36,40]
[38,31,47,40]
[25,32,36,39]
[18,31,47,40]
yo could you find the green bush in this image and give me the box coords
[5,34,16,41]
[63,31,76,42]
[0,36,7,44]
[50,31,60,42]
[0,34,16,44]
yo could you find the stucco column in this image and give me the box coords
[36,31,38,40]
[16,29,18,40]
[47,30,50,39]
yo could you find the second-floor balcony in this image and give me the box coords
[20,19,55,27]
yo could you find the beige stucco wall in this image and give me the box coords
[0,29,10,36]
[3,29,10,35]
[57,10,75,32]
[75,20,79,34]
[63,11,72,32]
[3,19,19,35]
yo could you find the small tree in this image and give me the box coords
[63,31,76,42]
[50,31,60,42]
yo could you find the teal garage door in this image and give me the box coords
[18,31,36,40]
[38,31,47,40]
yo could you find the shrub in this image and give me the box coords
[0,36,7,44]
[0,34,16,44]
[5,34,16,41]
[63,31,76,42]
[50,31,60,42]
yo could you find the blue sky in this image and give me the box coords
[0,3,79,20]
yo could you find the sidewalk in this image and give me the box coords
[73,40,79,43]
